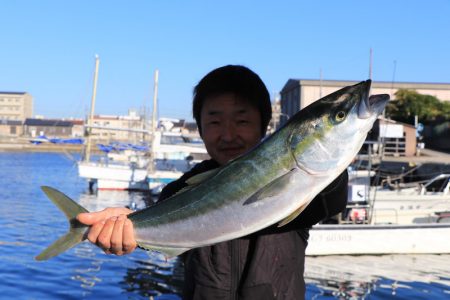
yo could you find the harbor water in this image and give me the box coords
[1,152,449,299]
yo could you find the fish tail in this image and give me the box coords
[35,186,89,261]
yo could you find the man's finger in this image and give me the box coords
[97,216,117,251]
[77,207,133,226]
[110,215,126,255]
[87,220,105,244]
[77,210,111,225]
[122,218,137,254]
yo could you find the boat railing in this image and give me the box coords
[370,208,399,224]
[420,174,450,195]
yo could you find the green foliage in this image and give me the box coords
[385,89,450,124]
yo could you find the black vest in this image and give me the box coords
[158,160,348,300]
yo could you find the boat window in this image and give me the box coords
[161,134,185,145]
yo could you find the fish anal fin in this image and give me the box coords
[244,168,298,205]
[277,202,309,227]
[138,243,191,258]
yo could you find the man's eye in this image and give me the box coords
[237,120,249,125]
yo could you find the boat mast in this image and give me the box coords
[148,69,159,173]
[319,68,323,99]
[84,55,100,163]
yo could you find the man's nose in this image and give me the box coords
[220,122,237,141]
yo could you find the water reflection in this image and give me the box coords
[122,253,184,299]
[73,190,184,299]
[305,255,450,299]
[71,243,103,290]
[67,191,149,296]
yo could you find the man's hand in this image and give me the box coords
[77,207,137,256]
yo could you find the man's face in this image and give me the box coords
[200,93,263,166]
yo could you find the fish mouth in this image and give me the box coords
[357,80,390,118]
[368,94,390,116]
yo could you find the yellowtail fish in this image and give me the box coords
[36,80,389,260]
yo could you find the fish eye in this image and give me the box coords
[335,111,346,122]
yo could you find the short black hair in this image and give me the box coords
[193,65,272,137]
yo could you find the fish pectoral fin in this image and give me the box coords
[243,168,298,205]
[138,243,191,258]
[277,202,309,227]
[185,168,220,185]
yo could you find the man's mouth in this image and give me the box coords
[219,147,244,156]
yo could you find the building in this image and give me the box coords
[90,113,144,142]
[278,79,450,156]
[373,118,417,157]
[279,79,450,127]
[0,92,33,122]
[0,120,23,136]
[88,112,201,142]
[69,119,85,137]
[269,99,281,133]
[24,118,73,137]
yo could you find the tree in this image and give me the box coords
[385,89,450,124]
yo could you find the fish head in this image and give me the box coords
[288,80,389,175]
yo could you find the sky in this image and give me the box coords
[1,0,449,122]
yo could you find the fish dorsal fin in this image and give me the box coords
[244,168,298,205]
[277,201,309,227]
[185,168,220,185]
[170,168,221,197]
[171,184,197,197]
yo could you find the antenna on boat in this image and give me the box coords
[84,55,100,163]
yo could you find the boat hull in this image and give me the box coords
[307,223,450,255]
[78,162,182,191]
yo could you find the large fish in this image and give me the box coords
[36,80,389,261]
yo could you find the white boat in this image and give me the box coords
[370,174,450,224]
[153,131,209,161]
[306,172,450,256]
[104,131,208,163]
[78,131,207,192]
[78,63,205,192]
[78,158,188,191]
[78,160,149,190]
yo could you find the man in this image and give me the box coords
[78,65,348,299]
